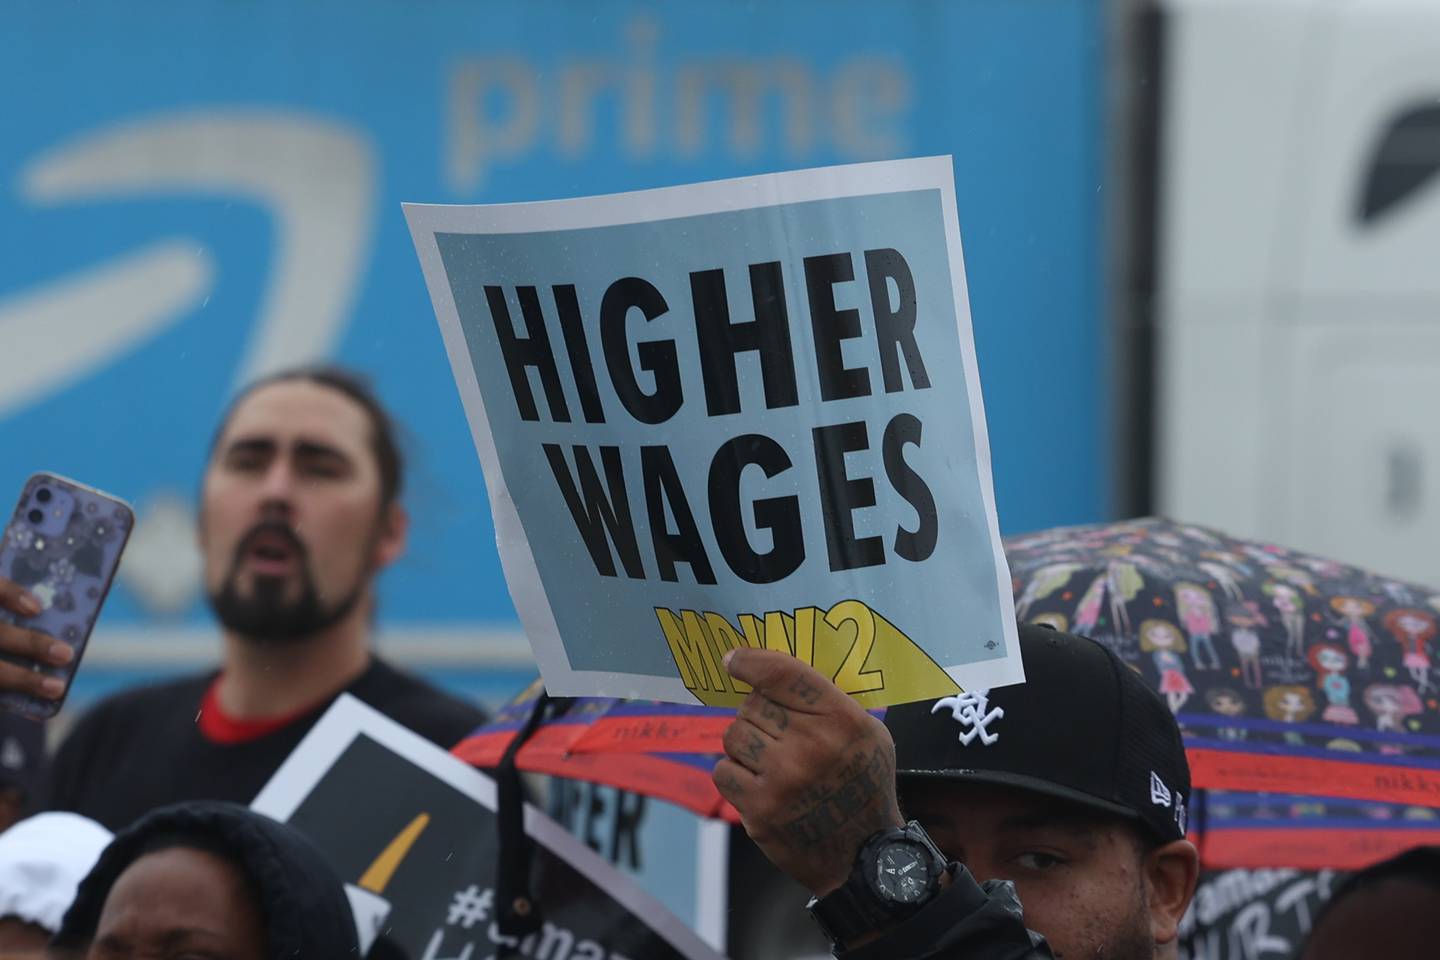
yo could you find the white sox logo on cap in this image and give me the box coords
[932,689,1004,746]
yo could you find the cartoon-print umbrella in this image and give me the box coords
[452,680,741,822]
[1006,517,1440,869]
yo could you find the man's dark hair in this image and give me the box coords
[1309,845,1440,936]
[209,365,404,507]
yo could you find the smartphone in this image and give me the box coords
[0,473,133,719]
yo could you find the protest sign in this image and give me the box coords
[1178,868,1337,960]
[252,695,725,960]
[405,157,1021,706]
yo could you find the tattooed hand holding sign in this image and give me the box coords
[713,647,903,896]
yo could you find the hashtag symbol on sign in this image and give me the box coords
[447,884,493,929]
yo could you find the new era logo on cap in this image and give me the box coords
[1149,771,1189,835]
[1149,771,1172,808]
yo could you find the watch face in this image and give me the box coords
[872,840,932,904]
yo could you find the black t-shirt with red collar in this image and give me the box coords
[42,658,487,832]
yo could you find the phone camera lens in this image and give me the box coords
[27,509,43,524]
[36,488,52,504]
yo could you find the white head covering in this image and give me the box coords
[0,811,113,932]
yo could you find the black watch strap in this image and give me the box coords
[807,876,896,946]
[806,821,947,947]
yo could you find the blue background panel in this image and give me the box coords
[0,0,1107,696]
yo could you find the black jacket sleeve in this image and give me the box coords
[838,865,1055,960]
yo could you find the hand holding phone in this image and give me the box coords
[0,474,132,719]
[0,578,76,700]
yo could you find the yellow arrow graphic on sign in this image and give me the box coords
[358,812,431,894]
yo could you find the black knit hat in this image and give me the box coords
[53,800,360,958]
[886,623,1193,843]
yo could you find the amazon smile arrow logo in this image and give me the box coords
[0,109,377,417]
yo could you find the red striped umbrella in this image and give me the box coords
[452,680,739,822]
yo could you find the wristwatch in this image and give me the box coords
[806,820,949,947]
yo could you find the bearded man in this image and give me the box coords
[43,367,486,830]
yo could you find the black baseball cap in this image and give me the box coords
[886,623,1192,843]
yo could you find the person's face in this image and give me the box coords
[1316,649,1346,672]
[199,380,406,642]
[1397,614,1428,636]
[1150,626,1179,650]
[1369,690,1399,714]
[900,782,1197,960]
[86,847,266,960]
[0,916,52,952]
[1280,692,1304,714]
[1210,694,1244,716]
[1302,878,1440,960]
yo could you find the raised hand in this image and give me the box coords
[713,647,903,896]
